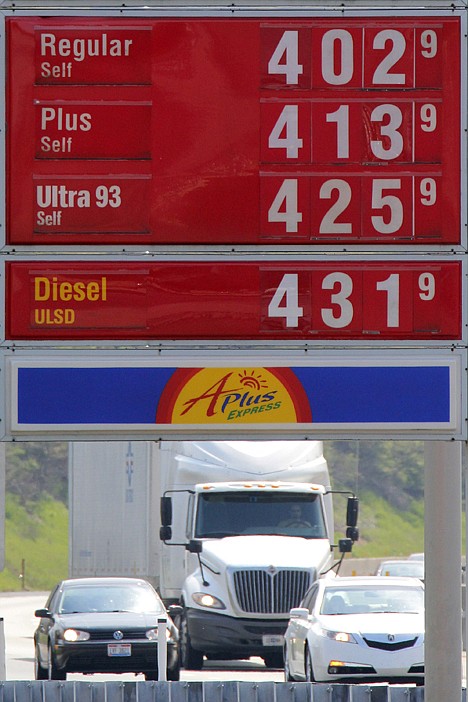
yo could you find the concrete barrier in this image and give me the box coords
[0,681,433,702]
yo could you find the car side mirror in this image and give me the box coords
[289,607,309,620]
[167,604,183,618]
[34,608,52,618]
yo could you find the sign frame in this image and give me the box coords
[0,6,465,254]
[1,253,466,346]
[1,347,465,441]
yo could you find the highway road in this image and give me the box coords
[1,591,465,686]
[0,591,284,682]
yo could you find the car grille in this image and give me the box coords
[88,629,149,641]
[233,569,311,614]
[363,637,418,651]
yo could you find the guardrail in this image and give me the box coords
[0,681,436,702]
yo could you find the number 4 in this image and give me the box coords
[268,30,303,84]
[267,273,303,327]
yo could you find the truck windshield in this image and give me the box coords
[194,491,327,539]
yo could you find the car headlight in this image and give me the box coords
[320,628,357,644]
[62,629,90,642]
[191,592,226,609]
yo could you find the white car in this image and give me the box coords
[284,576,424,684]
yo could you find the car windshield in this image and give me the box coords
[58,585,166,614]
[378,562,424,578]
[194,491,327,539]
[321,585,424,615]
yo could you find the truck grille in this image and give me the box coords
[233,569,311,614]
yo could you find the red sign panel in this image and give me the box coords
[6,16,461,246]
[6,260,461,341]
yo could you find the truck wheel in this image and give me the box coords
[180,613,204,670]
[263,651,283,668]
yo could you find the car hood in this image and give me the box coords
[55,611,166,629]
[201,535,331,569]
[321,611,424,636]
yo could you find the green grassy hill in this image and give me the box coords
[0,494,68,591]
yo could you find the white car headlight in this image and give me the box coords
[191,592,226,609]
[320,628,357,644]
[62,629,90,642]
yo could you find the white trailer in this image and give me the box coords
[69,440,358,669]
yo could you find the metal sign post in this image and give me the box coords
[425,442,462,702]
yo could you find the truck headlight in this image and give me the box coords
[191,592,226,609]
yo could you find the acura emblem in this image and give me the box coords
[113,631,124,640]
[388,634,395,642]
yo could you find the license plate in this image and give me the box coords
[108,644,131,657]
[262,635,284,647]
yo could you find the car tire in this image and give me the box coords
[48,645,66,681]
[263,651,283,668]
[144,669,159,681]
[34,645,48,680]
[305,645,315,682]
[167,663,181,681]
[283,647,294,681]
[179,611,204,670]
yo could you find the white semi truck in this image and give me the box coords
[68,440,358,669]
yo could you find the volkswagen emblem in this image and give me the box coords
[388,634,395,642]
[113,631,124,640]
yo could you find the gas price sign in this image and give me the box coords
[5,15,462,246]
[5,259,461,342]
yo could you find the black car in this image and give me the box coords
[34,576,180,681]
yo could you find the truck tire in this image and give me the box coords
[180,612,204,670]
[263,651,284,669]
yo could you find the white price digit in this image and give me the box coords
[268,179,302,232]
[420,178,437,206]
[268,105,302,158]
[419,273,435,300]
[326,105,349,158]
[421,30,438,58]
[420,104,437,132]
[267,273,303,328]
[322,30,354,85]
[268,31,303,84]
[319,180,352,234]
[321,272,353,328]
[96,185,121,208]
[371,179,403,234]
[376,273,400,327]
[370,104,404,160]
[372,30,406,85]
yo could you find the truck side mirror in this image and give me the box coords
[346,526,359,542]
[346,496,359,527]
[339,538,353,553]
[159,525,172,542]
[186,539,203,554]
[160,496,173,527]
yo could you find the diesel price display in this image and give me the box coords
[5,15,461,246]
[5,260,461,341]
